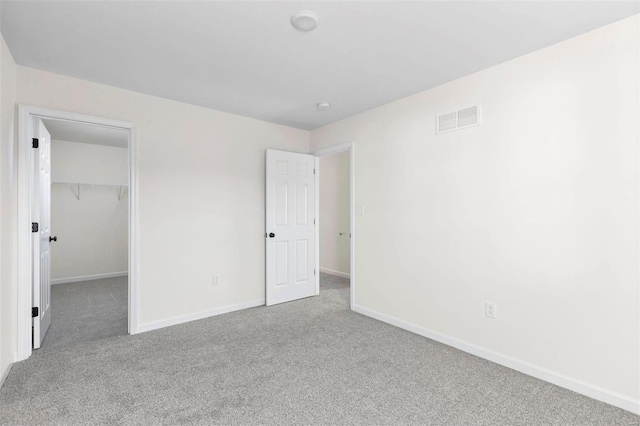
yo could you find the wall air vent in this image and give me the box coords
[436,105,481,134]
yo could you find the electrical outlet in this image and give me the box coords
[213,275,220,286]
[485,302,496,319]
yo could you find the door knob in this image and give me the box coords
[49,236,57,242]
[269,233,275,238]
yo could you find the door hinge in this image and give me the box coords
[313,169,316,175]
[32,138,39,149]
[32,222,39,233]
[32,307,38,318]
[313,219,316,225]
[314,269,316,276]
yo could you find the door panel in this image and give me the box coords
[296,184,308,225]
[295,240,308,282]
[33,119,52,348]
[275,242,288,286]
[266,150,316,306]
[275,182,288,225]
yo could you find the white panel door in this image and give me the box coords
[32,119,52,349]
[266,149,316,306]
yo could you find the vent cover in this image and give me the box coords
[436,105,481,134]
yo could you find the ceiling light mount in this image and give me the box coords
[317,102,331,111]
[290,11,320,32]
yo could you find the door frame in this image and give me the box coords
[312,142,355,310]
[16,105,138,361]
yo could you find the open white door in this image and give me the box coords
[32,119,52,348]
[266,149,316,306]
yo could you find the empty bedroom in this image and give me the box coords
[0,1,638,425]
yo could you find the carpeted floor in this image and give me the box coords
[41,277,129,350]
[0,273,638,425]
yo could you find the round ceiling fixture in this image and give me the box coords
[290,11,320,32]
[317,102,330,111]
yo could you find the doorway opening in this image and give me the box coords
[313,143,355,310]
[264,144,354,309]
[17,106,138,361]
[43,119,129,349]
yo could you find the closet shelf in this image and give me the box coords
[52,182,128,201]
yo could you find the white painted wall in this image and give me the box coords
[0,35,18,384]
[319,151,350,276]
[50,140,128,281]
[311,16,639,410]
[52,139,128,186]
[13,65,310,333]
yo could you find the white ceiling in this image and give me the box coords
[43,119,129,148]
[2,1,638,130]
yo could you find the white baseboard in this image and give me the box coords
[319,267,350,279]
[137,298,265,334]
[51,271,128,285]
[0,362,12,389]
[352,304,639,415]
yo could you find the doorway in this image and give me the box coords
[313,142,355,310]
[264,144,355,309]
[16,106,138,361]
[43,119,129,349]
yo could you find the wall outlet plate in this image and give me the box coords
[485,301,496,319]
[213,275,220,286]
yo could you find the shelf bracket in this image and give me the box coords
[70,183,80,201]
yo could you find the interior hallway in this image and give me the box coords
[0,274,636,425]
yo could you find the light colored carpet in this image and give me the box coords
[0,273,638,425]
[41,277,128,350]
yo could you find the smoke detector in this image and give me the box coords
[290,11,320,32]
[317,102,330,111]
